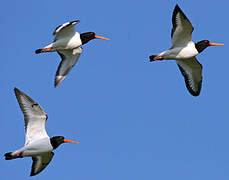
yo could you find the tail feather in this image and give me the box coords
[4,151,22,160]
[35,49,43,54]
[149,55,157,62]
[35,46,53,54]
[4,152,14,160]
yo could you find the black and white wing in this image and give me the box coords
[176,58,202,96]
[14,88,49,145]
[53,20,80,41]
[55,47,82,87]
[171,4,194,47]
[30,152,54,176]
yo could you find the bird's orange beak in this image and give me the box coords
[209,42,224,46]
[95,35,109,40]
[64,139,79,144]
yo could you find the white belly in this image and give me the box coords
[21,137,53,157]
[53,33,82,50]
[162,42,199,60]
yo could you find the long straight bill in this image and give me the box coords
[209,42,224,46]
[95,35,109,40]
[64,139,79,144]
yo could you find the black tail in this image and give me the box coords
[149,55,157,62]
[4,152,14,160]
[35,49,43,54]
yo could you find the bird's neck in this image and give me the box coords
[50,138,61,149]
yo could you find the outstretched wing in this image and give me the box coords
[30,152,54,176]
[14,88,49,145]
[55,47,82,87]
[53,20,80,41]
[176,57,202,96]
[171,4,194,48]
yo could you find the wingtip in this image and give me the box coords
[54,76,66,87]
[14,88,25,96]
[173,4,182,14]
[174,4,180,9]
[30,171,37,176]
[189,83,201,97]
[14,88,21,95]
[73,20,80,24]
[14,87,19,92]
[188,89,201,96]
[191,93,200,97]
[30,172,35,176]
[54,80,59,87]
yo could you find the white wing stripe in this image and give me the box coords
[53,20,79,35]
[14,88,49,145]
[55,47,82,87]
[53,20,80,42]
[171,5,194,48]
[176,58,202,96]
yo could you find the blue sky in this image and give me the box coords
[1,0,229,179]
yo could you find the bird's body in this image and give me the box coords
[149,4,223,96]
[35,20,109,87]
[42,31,82,51]
[11,137,53,157]
[4,88,79,176]
[157,41,198,60]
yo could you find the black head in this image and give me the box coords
[80,32,95,45]
[195,40,210,53]
[195,40,224,53]
[50,136,79,149]
[80,32,109,45]
[50,136,65,149]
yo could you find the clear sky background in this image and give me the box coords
[1,0,229,179]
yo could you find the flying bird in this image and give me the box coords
[35,20,109,87]
[4,88,79,176]
[149,4,224,96]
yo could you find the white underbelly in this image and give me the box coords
[162,42,199,60]
[175,47,198,59]
[53,34,82,50]
[22,138,53,157]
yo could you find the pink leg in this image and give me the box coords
[153,55,164,61]
[41,47,53,52]
[36,47,53,54]
[13,151,23,158]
